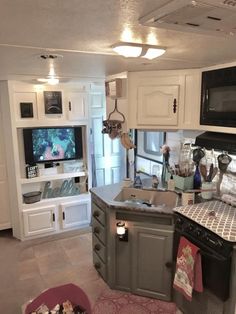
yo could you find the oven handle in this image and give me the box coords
[200,250,227,262]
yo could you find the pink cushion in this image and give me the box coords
[25,283,91,314]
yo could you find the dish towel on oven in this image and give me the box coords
[173,236,203,301]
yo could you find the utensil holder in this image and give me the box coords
[166,172,194,190]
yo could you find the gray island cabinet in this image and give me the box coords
[91,184,176,301]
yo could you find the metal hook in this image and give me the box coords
[107,99,125,123]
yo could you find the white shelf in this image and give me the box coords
[20,171,87,184]
[21,192,90,210]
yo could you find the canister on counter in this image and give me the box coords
[182,191,195,206]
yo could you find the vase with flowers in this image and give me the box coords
[160,144,171,184]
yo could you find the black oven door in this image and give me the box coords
[173,229,231,301]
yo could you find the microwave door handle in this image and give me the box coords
[200,250,227,262]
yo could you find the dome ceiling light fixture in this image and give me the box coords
[111,42,166,59]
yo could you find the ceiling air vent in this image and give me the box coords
[139,0,236,36]
[222,0,236,7]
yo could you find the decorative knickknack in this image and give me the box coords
[42,179,79,199]
[160,145,170,184]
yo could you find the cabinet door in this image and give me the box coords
[137,85,179,126]
[67,92,88,120]
[23,205,56,237]
[60,200,90,229]
[132,226,173,301]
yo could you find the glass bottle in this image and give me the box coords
[193,164,201,189]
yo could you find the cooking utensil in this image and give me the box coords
[199,164,207,181]
[211,167,218,181]
[217,152,232,195]
[206,163,214,182]
[192,148,205,165]
[217,153,232,173]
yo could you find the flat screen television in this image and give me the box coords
[23,126,83,165]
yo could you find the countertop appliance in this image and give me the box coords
[173,201,236,314]
[201,66,236,128]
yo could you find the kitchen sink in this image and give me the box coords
[113,187,178,209]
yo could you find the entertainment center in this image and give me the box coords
[0,80,104,240]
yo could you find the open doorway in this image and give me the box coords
[89,90,126,187]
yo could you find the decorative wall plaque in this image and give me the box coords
[20,102,34,118]
[26,165,38,178]
[44,91,62,114]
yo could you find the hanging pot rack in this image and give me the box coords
[107,99,125,122]
[102,99,126,138]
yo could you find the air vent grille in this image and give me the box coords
[139,0,236,36]
[222,0,236,7]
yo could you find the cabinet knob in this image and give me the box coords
[94,262,101,270]
[94,244,101,251]
[94,226,100,234]
[93,210,100,218]
[173,98,177,113]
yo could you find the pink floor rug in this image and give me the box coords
[92,289,177,314]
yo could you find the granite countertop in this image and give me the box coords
[174,201,236,242]
[90,183,179,215]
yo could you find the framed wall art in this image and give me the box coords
[44,91,62,114]
[20,102,34,118]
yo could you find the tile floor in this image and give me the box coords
[0,229,108,314]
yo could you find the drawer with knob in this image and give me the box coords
[93,236,106,263]
[93,251,106,280]
[92,218,106,245]
[92,203,105,226]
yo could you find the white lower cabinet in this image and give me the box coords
[23,205,56,237]
[22,198,91,238]
[60,200,91,229]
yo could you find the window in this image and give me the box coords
[144,131,164,156]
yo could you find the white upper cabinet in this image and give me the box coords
[128,70,201,130]
[67,91,88,121]
[9,82,90,127]
[137,84,179,126]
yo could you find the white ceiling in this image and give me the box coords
[1,0,236,82]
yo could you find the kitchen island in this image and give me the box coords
[90,183,179,301]
[90,183,236,314]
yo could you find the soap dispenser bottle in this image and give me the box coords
[168,174,175,191]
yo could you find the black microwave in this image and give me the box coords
[201,66,236,128]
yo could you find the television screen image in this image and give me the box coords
[33,128,76,162]
[23,127,83,165]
